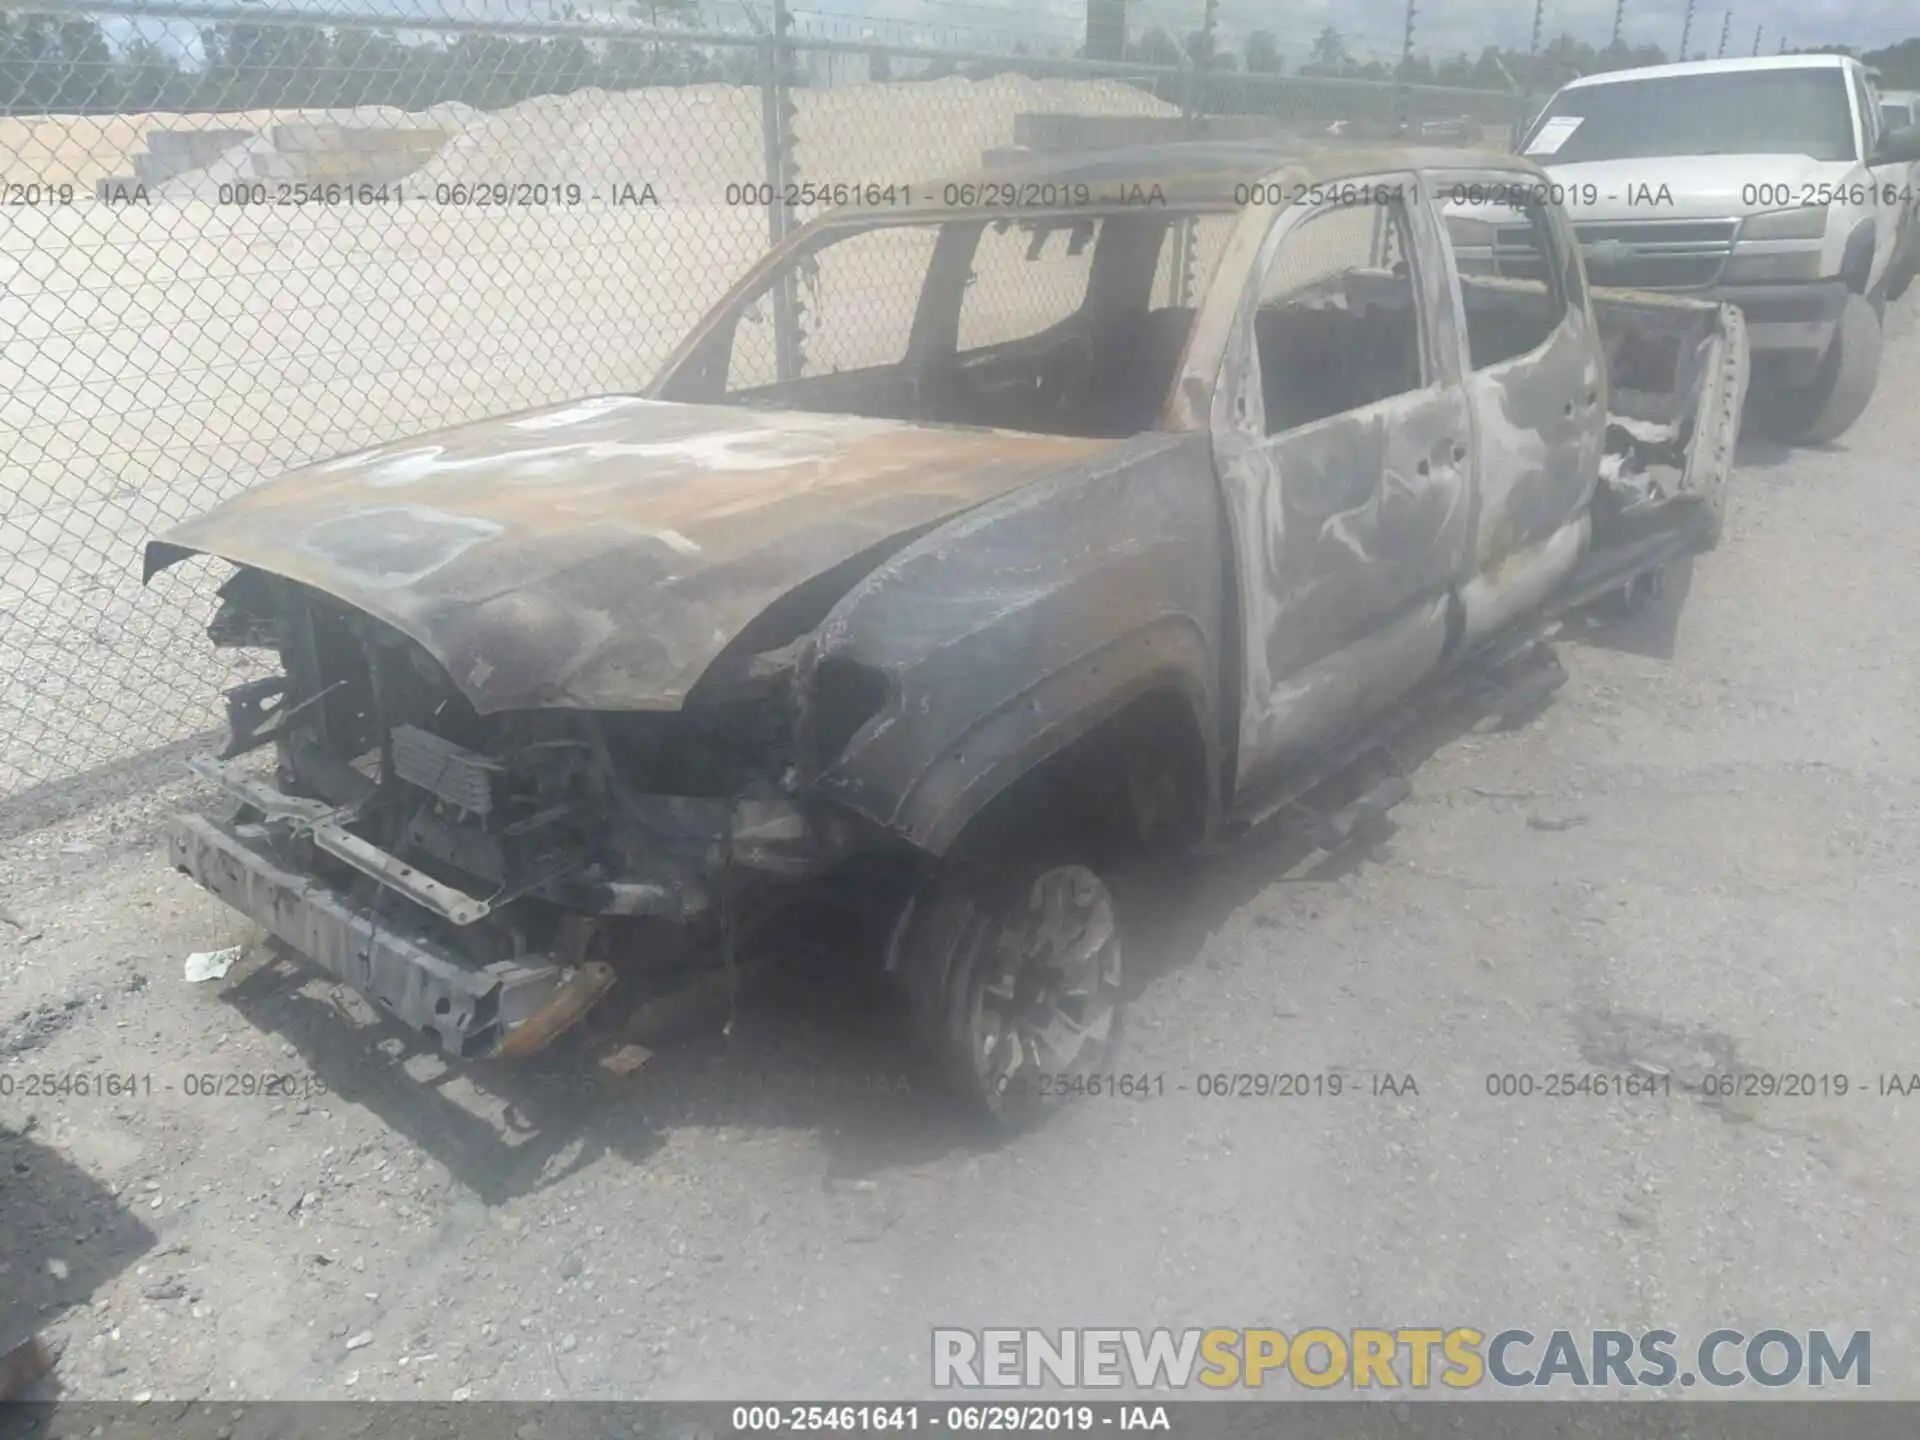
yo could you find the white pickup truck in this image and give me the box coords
[1497,54,1920,443]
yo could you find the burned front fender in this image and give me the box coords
[795,433,1230,855]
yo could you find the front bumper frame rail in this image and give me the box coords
[167,811,613,1060]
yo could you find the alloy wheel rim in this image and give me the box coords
[971,866,1121,1102]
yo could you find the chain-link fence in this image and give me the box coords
[0,0,1517,816]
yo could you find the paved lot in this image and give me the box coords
[3,298,1919,1402]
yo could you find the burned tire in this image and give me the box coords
[1765,293,1883,445]
[894,861,1125,1130]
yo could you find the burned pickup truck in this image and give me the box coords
[146,143,1747,1126]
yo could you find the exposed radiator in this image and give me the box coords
[390,724,499,815]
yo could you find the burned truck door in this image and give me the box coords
[1426,174,1606,648]
[1209,177,1476,802]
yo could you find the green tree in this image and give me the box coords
[116,35,184,112]
[0,14,121,113]
[1865,38,1920,87]
[202,23,334,109]
[1130,26,1182,68]
[1244,29,1281,74]
[1303,25,1351,76]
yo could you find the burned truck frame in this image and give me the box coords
[147,142,1747,1125]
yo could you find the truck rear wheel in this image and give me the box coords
[894,860,1125,1130]
[1765,293,1883,445]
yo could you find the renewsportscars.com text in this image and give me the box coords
[931,1327,1871,1390]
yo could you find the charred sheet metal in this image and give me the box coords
[1212,394,1474,792]
[1463,301,1606,572]
[1675,303,1749,547]
[799,432,1227,855]
[1203,177,1476,796]
[1589,293,1750,552]
[143,399,1119,715]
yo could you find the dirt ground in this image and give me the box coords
[3,297,1920,1404]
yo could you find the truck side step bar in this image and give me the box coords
[1225,619,1562,841]
[1296,766,1413,853]
[1468,643,1569,727]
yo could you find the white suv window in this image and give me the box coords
[1853,69,1880,151]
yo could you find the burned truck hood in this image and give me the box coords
[145,396,1119,712]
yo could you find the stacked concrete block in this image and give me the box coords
[268,124,449,183]
[132,128,257,184]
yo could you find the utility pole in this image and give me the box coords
[1751,23,1761,55]
[1517,0,1547,134]
[1716,10,1730,58]
[1610,0,1625,50]
[1524,0,1545,98]
[1084,0,1125,62]
[1392,0,1416,133]
[1678,0,1695,61]
[1777,35,1786,53]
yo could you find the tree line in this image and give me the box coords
[1169,25,1919,91]
[2,6,1916,119]
[0,8,753,115]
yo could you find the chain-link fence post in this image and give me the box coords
[1518,0,1547,144]
[758,0,802,380]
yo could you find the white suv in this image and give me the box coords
[1499,54,1920,442]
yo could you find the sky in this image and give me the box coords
[101,0,1915,75]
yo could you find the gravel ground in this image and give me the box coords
[3,296,1919,1405]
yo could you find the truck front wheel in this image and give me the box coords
[894,860,1125,1130]
[1764,293,1883,445]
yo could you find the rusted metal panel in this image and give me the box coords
[145,398,1118,714]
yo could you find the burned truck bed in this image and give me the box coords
[1571,288,1750,606]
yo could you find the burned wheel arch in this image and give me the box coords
[796,432,1229,857]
